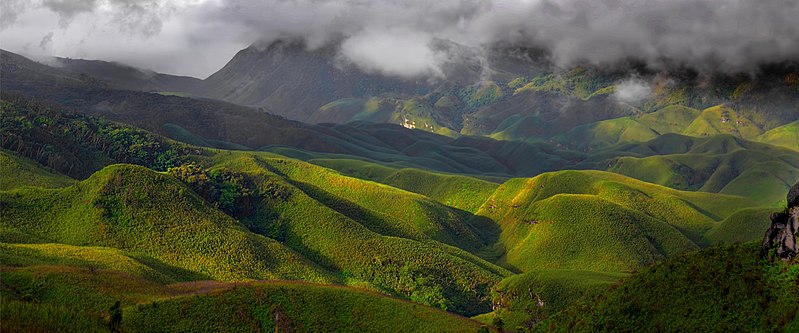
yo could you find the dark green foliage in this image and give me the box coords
[536,243,799,332]
[476,270,627,330]
[0,93,200,179]
[397,263,449,310]
[122,282,486,333]
[492,316,505,333]
[168,163,266,218]
[108,301,122,333]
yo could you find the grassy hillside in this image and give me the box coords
[554,117,658,151]
[683,105,764,139]
[705,208,774,245]
[0,94,200,179]
[124,281,489,333]
[0,149,75,190]
[757,120,799,151]
[4,60,796,204]
[0,158,507,314]
[2,59,794,331]
[474,270,627,331]
[204,152,508,315]
[1,262,488,333]
[637,105,702,134]
[0,164,331,282]
[476,170,755,272]
[595,134,799,206]
[536,243,799,332]
[244,156,492,251]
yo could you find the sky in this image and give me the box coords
[1,0,798,79]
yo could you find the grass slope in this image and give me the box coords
[0,149,75,190]
[705,208,774,245]
[683,105,763,139]
[593,134,799,206]
[536,243,799,332]
[554,117,658,151]
[205,152,508,315]
[474,270,628,330]
[757,120,799,151]
[0,164,331,282]
[1,263,488,333]
[477,170,755,272]
[248,156,491,251]
[124,281,489,333]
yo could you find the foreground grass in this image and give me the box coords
[474,269,628,330]
[1,265,490,333]
[124,281,490,333]
[536,243,799,332]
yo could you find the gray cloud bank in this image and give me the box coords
[2,0,798,78]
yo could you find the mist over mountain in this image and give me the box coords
[3,0,799,78]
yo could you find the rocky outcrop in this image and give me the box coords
[763,182,799,261]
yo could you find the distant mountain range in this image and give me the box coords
[40,40,799,152]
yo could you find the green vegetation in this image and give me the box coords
[475,270,628,330]
[460,82,505,109]
[705,208,774,245]
[124,282,488,333]
[554,117,658,151]
[1,264,487,333]
[478,170,754,269]
[0,93,200,179]
[757,120,799,151]
[598,134,799,206]
[206,152,508,315]
[536,243,799,332]
[0,164,332,282]
[637,105,702,134]
[684,105,763,139]
[0,149,75,190]
[2,49,798,331]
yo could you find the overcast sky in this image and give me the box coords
[2,0,798,79]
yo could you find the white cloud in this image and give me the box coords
[613,78,652,105]
[2,0,798,78]
[339,29,444,79]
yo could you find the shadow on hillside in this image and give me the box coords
[288,179,504,261]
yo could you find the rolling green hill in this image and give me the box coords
[123,281,489,333]
[705,208,774,245]
[203,152,509,315]
[475,170,754,271]
[1,260,489,333]
[683,105,763,139]
[0,148,510,316]
[0,164,331,282]
[3,54,796,207]
[591,134,799,206]
[474,269,628,330]
[535,243,799,332]
[0,149,75,190]
[2,48,797,332]
[757,120,799,151]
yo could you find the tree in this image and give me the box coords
[108,301,122,333]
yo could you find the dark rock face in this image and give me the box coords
[763,182,799,261]
[789,183,799,208]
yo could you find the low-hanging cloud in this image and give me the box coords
[613,78,652,105]
[2,0,798,78]
[339,29,445,79]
